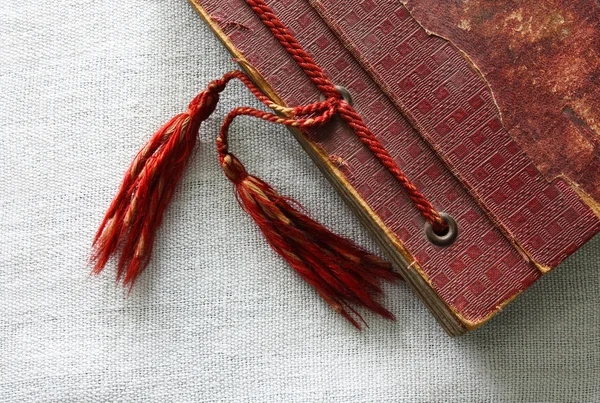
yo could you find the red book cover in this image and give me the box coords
[182,0,600,335]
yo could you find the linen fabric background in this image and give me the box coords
[1,1,599,401]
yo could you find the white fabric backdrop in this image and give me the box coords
[1,1,599,401]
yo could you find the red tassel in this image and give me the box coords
[92,69,400,328]
[91,78,228,287]
[221,153,401,329]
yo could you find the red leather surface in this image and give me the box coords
[403,0,600,203]
[198,0,600,325]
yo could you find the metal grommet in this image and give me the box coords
[320,85,353,106]
[424,213,458,247]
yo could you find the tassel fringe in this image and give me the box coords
[92,79,226,287]
[221,154,401,329]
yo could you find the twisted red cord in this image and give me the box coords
[336,103,445,227]
[244,0,447,233]
[215,83,443,230]
[245,0,339,99]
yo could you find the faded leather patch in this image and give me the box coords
[404,0,600,203]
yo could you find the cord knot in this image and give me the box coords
[187,79,226,117]
[221,153,248,184]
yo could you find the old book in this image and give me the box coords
[186,0,600,336]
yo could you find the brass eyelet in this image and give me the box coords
[320,85,353,106]
[425,213,458,247]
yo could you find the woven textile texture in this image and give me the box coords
[1,0,599,401]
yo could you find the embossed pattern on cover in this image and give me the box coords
[195,0,600,326]
[403,0,600,203]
